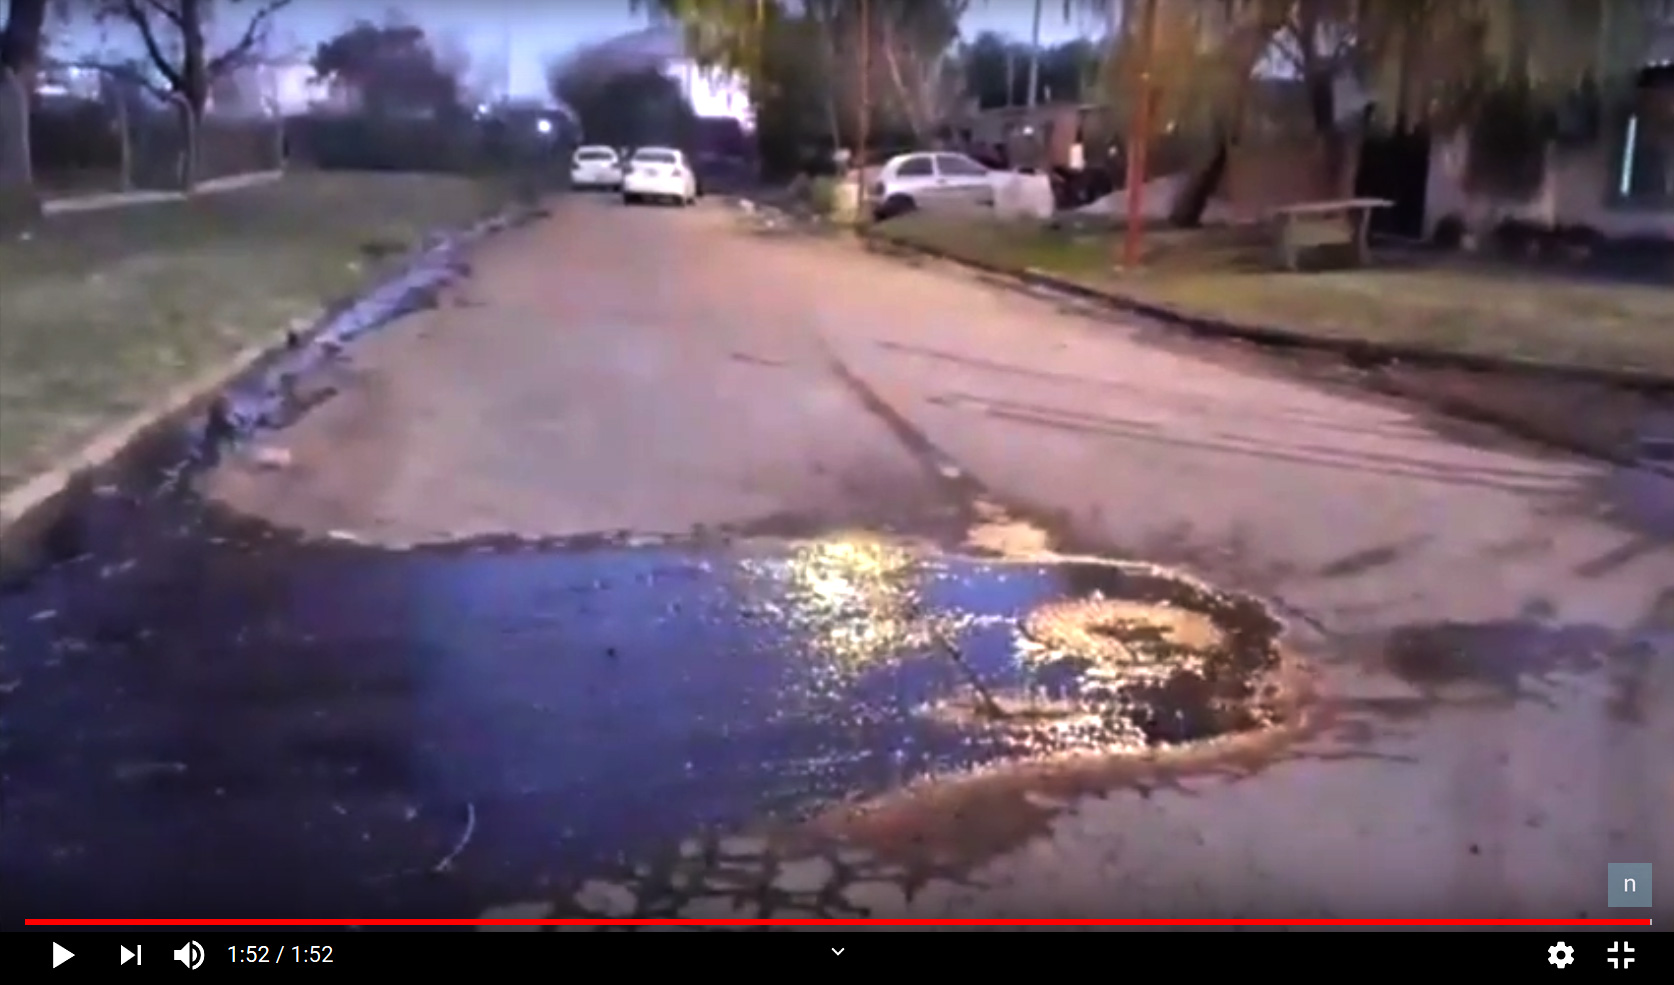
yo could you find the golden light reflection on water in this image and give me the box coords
[741,535,1007,698]
[739,536,1292,754]
[747,536,924,677]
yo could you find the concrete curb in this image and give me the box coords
[859,231,1674,476]
[860,233,1674,396]
[41,170,286,216]
[0,338,296,573]
[0,202,530,574]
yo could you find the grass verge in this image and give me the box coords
[867,212,1674,467]
[0,171,512,495]
[870,213,1674,378]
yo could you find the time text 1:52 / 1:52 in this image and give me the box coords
[228,945,334,963]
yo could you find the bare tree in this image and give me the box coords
[874,0,966,143]
[1,0,54,199]
[102,0,293,113]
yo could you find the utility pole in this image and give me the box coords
[755,0,765,83]
[753,0,764,136]
[1025,0,1044,108]
[501,20,513,104]
[1120,0,1158,269]
[856,0,871,217]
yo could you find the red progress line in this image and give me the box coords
[25,917,1657,926]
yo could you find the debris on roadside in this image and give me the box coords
[251,446,293,470]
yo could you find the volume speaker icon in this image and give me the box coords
[173,941,204,970]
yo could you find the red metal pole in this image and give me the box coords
[1121,0,1158,269]
[856,0,871,218]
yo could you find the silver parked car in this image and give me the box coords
[870,151,1000,221]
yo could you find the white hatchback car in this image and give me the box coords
[570,145,623,190]
[871,151,999,220]
[622,147,698,206]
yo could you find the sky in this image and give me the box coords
[57,0,1100,100]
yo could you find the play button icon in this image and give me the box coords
[52,942,74,968]
[121,946,136,965]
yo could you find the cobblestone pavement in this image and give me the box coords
[482,833,959,927]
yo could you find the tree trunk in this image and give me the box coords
[0,0,44,217]
[180,0,209,113]
[1168,71,1256,228]
[1306,71,1358,198]
[178,0,209,189]
[0,0,48,83]
[878,19,929,145]
[824,93,842,158]
[1167,139,1226,228]
[0,67,35,224]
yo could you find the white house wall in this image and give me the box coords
[1424,130,1674,240]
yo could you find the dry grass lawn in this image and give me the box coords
[0,171,513,495]
[872,213,1674,377]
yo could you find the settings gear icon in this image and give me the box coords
[1548,941,1576,968]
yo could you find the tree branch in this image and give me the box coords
[207,0,294,79]
[135,0,185,29]
[85,57,172,99]
[879,17,929,138]
[116,0,185,92]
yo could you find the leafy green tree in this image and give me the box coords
[1075,0,1666,224]
[311,19,468,118]
[636,0,973,157]
[548,62,695,150]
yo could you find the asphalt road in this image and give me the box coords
[2,192,1669,925]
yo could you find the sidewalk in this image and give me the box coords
[41,170,285,216]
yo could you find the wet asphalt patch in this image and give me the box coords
[0,521,1298,921]
[0,203,1306,921]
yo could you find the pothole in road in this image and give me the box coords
[724,534,1305,765]
[0,523,1306,918]
[910,555,1299,756]
[464,536,1309,923]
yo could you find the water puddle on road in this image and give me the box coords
[0,203,1310,920]
[0,520,1302,920]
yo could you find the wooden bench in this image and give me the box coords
[1269,197,1392,271]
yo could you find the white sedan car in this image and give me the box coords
[622,147,698,206]
[871,151,999,221]
[570,145,622,190]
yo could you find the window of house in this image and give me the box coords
[1614,75,1674,207]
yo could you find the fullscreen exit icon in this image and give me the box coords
[1607,941,1635,970]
